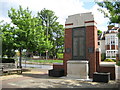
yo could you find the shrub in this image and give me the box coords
[101,53,106,61]
[104,59,115,62]
[2,58,15,63]
[57,53,63,59]
[116,61,120,66]
[112,59,116,62]
[112,56,116,58]
[106,56,110,58]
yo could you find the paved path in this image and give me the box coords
[1,68,120,89]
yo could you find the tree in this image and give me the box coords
[97,29,102,36]
[0,21,2,59]
[37,8,64,58]
[1,22,16,58]
[51,23,64,58]
[96,1,120,64]
[37,8,56,52]
[37,8,58,40]
[96,1,120,24]
[2,6,64,64]
[8,6,44,67]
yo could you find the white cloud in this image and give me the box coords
[89,4,109,31]
[17,0,85,23]
[98,25,108,31]
[0,17,11,23]
[0,0,109,31]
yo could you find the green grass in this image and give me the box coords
[29,60,63,64]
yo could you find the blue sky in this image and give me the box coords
[83,2,96,9]
[0,0,110,31]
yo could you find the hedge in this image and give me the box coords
[2,58,15,63]
[104,59,115,62]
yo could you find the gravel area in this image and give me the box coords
[7,78,119,88]
[1,68,120,88]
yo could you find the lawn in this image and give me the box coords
[29,60,63,64]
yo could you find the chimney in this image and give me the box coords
[108,25,114,30]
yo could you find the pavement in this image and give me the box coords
[0,68,120,89]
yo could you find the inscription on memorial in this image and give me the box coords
[72,27,86,60]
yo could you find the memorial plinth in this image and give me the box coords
[67,60,89,79]
[64,12,98,78]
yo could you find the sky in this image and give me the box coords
[0,0,110,31]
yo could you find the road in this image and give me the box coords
[22,63,53,69]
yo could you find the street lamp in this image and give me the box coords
[23,49,26,68]
[46,50,48,60]
[15,50,19,68]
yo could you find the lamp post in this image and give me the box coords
[15,50,19,68]
[46,50,48,60]
[23,49,26,68]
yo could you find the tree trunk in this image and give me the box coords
[19,48,22,68]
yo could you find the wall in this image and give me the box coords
[53,63,64,70]
[86,25,98,78]
[99,66,115,80]
[98,40,105,53]
[96,50,115,80]
[1,63,16,69]
[63,28,72,75]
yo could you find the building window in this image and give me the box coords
[98,42,100,45]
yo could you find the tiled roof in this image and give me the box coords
[98,31,106,40]
[98,27,120,40]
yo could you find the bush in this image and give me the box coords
[2,58,15,63]
[112,56,116,58]
[101,53,106,61]
[104,59,115,62]
[106,56,110,58]
[112,59,116,62]
[116,61,120,66]
[57,53,63,59]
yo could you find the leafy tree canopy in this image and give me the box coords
[98,29,102,35]
[2,6,64,60]
[96,1,120,24]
